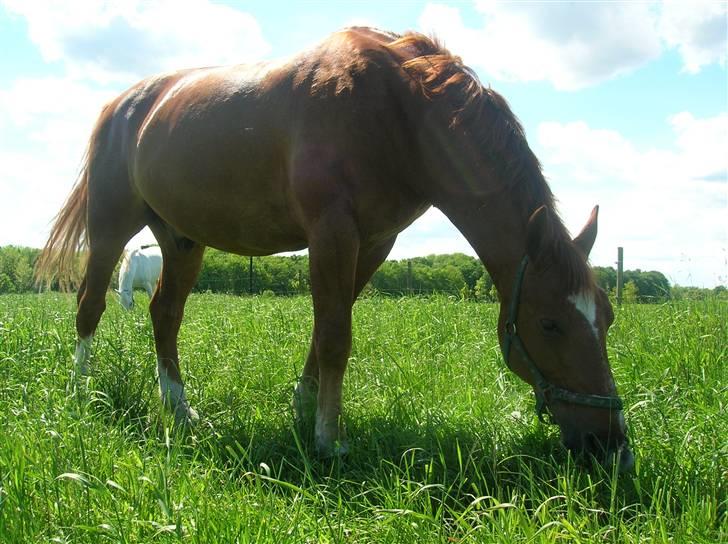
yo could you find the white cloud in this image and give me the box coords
[418,1,726,90]
[668,112,728,181]
[0,77,117,248]
[659,0,727,73]
[419,1,663,90]
[392,112,728,287]
[535,114,727,287]
[2,0,270,83]
[0,0,270,248]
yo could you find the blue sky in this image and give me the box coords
[0,1,726,287]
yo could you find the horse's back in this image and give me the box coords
[100,28,430,256]
[125,60,309,254]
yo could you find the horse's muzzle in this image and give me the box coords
[603,443,635,473]
[561,427,635,473]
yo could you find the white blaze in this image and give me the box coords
[568,291,599,338]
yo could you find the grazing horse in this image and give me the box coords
[116,245,163,310]
[36,27,633,471]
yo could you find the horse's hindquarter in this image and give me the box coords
[133,65,306,254]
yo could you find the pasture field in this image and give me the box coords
[0,292,725,543]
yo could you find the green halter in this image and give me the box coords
[502,256,624,423]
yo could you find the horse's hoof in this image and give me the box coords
[316,438,349,458]
[172,404,199,427]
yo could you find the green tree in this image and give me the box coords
[0,272,14,293]
[593,266,617,292]
[14,258,34,292]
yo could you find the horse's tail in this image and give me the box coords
[35,151,90,291]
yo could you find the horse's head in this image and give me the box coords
[499,205,633,472]
[116,288,135,310]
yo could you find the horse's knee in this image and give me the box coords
[314,322,351,370]
[149,296,180,325]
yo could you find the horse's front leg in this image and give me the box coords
[303,210,359,456]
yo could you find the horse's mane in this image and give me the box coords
[391,33,553,215]
[295,29,594,292]
[119,249,132,270]
[390,32,595,292]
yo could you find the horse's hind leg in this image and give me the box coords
[147,223,205,424]
[75,196,146,375]
[75,234,143,374]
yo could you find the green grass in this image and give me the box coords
[0,293,725,543]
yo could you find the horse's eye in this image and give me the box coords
[540,318,560,336]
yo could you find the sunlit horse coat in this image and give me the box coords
[36,27,632,471]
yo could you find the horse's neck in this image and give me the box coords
[440,197,535,294]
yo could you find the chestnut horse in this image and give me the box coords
[37,27,632,471]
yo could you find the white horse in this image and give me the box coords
[116,245,162,310]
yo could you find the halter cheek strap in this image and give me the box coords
[501,256,624,423]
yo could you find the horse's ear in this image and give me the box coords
[573,205,599,258]
[526,205,555,265]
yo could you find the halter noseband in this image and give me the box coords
[501,256,624,423]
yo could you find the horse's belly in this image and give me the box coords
[142,178,307,255]
[135,139,305,253]
[135,140,306,253]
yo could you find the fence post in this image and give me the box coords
[616,247,623,306]
[249,256,253,295]
[407,260,413,295]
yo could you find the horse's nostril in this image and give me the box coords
[584,433,606,455]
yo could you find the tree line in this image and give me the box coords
[1,245,725,302]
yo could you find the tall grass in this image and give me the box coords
[0,293,725,542]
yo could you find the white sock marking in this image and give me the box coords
[156,360,199,423]
[74,335,93,375]
[568,291,599,338]
[157,359,187,411]
[617,410,627,435]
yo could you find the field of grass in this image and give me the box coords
[0,292,725,543]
